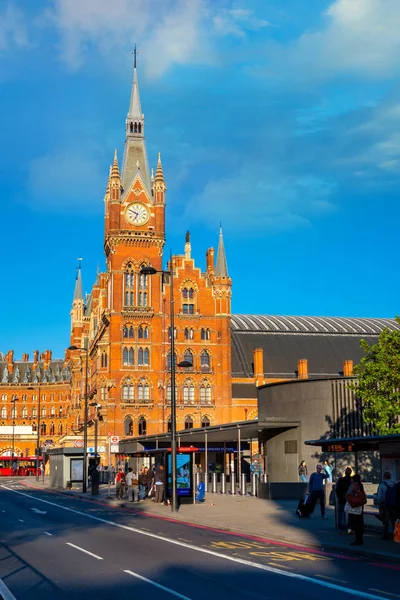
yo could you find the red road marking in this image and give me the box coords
[368,562,400,572]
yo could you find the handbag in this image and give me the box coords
[344,501,362,515]
[346,484,367,508]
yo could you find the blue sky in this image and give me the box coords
[1,0,400,359]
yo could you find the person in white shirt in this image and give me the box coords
[126,467,139,503]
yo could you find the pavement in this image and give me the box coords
[17,477,400,563]
[0,478,400,600]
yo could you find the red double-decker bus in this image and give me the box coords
[0,456,43,477]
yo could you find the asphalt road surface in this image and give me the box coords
[0,479,399,600]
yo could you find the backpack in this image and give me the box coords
[383,481,397,507]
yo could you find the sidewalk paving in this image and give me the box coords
[20,477,400,564]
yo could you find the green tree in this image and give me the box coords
[349,317,400,435]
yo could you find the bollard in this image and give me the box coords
[205,471,208,493]
[251,473,257,497]
[241,472,247,496]
[229,472,236,495]
[212,472,217,493]
[220,473,226,494]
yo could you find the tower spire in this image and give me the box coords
[73,260,83,301]
[215,225,229,278]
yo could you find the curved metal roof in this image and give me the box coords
[231,314,400,335]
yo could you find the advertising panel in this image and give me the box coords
[167,453,192,497]
[70,458,83,482]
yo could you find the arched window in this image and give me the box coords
[201,416,210,428]
[1,407,7,419]
[200,382,212,404]
[101,352,108,368]
[183,380,195,405]
[138,123,142,134]
[22,394,27,402]
[124,264,135,307]
[50,406,55,417]
[1,394,7,402]
[11,406,17,419]
[32,422,37,432]
[41,407,46,417]
[40,423,46,435]
[123,347,134,366]
[184,328,189,340]
[130,122,133,133]
[138,325,149,339]
[184,349,193,367]
[167,353,176,371]
[58,423,63,435]
[49,423,55,435]
[201,350,211,371]
[22,406,28,418]
[122,378,134,400]
[168,327,177,340]
[138,416,147,436]
[166,383,171,404]
[182,286,195,314]
[129,326,134,338]
[50,394,55,402]
[139,273,148,290]
[138,348,150,366]
[183,303,195,315]
[184,416,193,430]
[59,406,63,417]
[134,122,138,133]
[201,328,210,341]
[125,416,133,436]
[138,378,150,401]
[123,325,128,338]
[32,407,37,418]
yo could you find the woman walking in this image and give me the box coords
[298,461,308,483]
[346,474,366,546]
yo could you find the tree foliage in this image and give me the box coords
[349,317,400,435]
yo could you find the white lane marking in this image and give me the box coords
[44,532,52,536]
[65,542,103,560]
[124,570,192,599]
[0,577,18,600]
[0,485,387,600]
[31,507,47,514]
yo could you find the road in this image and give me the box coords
[0,479,399,600]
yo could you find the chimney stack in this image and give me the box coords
[5,350,14,371]
[253,348,264,386]
[298,358,308,380]
[343,360,353,377]
[206,248,215,273]
[33,350,39,369]
[43,350,52,370]
[22,353,29,362]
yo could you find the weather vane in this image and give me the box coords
[130,44,142,68]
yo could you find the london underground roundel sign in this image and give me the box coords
[74,439,84,448]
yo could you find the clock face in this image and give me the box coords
[125,203,149,226]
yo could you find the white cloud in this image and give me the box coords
[213,8,269,38]
[0,5,28,52]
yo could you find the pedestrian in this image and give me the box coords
[323,460,333,484]
[346,474,366,546]
[377,471,397,540]
[126,467,133,502]
[336,467,353,532]
[12,460,18,476]
[115,468,125,500]
[250,459,263,478]
[138,468,146,500]
[146,466,155,497]
[153,464,165,503]
[308,464,329,519]
[132,470,139,503]
[298,461,308,483]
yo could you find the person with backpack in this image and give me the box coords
[377,471,397,540]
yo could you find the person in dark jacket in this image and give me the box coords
[308,464,329,519]
[346,474,365,546]
[336,467,352,531]
[153,465,165,503]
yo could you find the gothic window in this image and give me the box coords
[138,416,147,436]
[59,406,63,417]
[40,423,46,435]
[101,352,108,367]
[58,423,63,435]
[125,416,133,436]
[201,416,210,428]
[184,328,189,340]
[32,407,37,418]
[184,415,193,430]
[123,347,134,366]
[183,380,195,405]
[184,349,193,367]
[1,394,7,402]
[183,303,195,315]
[50,406,55,417]
[201,350,211,371]
[22,406,28,418]
[138,347,149,366]
[139,273,148,290]
[168,327,177,340]
[1,407,6,418]
[138,123,142,134]
[200,381,212,404]
[50,394,55,402]
[32,394,37,402]
[184,327,194,339]
[167,353,177,371]
[201,328,211,341]
[22,394,27,402]
[123,325,128,338]
[130,122,133,133]
[49,423,55,436]
[138,378,150,401]
[42,395,46,402]
[41,407,46,418]
[125,291,134,306]
[166,383,171,404]
[138,292,147,307]
[138,325,149,339]
[122,378,134,400]
[100,387,107,402]
[134,122,138,133]
[11,406,17,419]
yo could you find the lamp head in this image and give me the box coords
[140,265,157,276]
[178,360,193,368]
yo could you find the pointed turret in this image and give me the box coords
[122,46,151,195]
[215,226,229,278]
[73,264,83,301]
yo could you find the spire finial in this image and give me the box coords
[73,258,84,302]
[134,43,137,69]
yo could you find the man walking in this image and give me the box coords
[154,465,165,504]
[115,468,125,500]
[335,467,352,531]
[377,471,397,540]
[308,464,329,519]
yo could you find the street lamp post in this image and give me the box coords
[140,254,192,512]
[28,385,41,480]
[68,344,89,493]
[89,402,102,464]
[11,396,19,474]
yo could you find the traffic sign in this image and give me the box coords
[74,439,84,448]
[110,435,119,443]
[107,431,112,437]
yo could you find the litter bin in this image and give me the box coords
[91,469,100,496]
